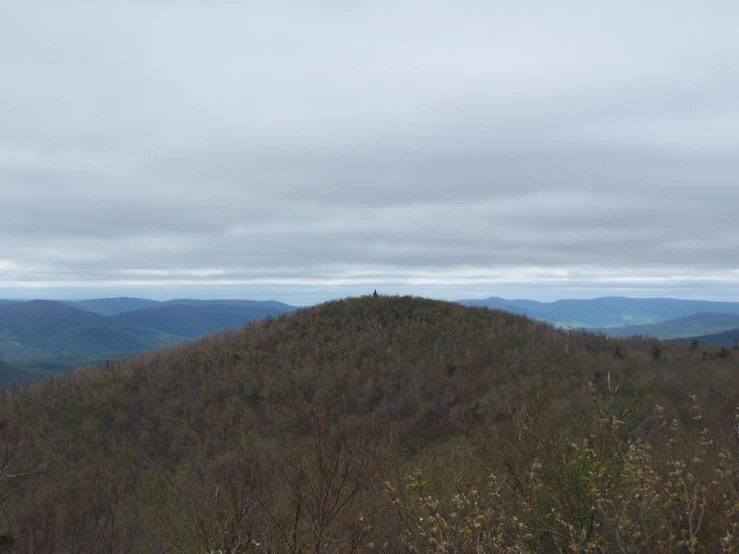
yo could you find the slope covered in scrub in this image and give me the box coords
[0,296,737,552]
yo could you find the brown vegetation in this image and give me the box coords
[0,295,737,552]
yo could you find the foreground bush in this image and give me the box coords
[388,392,739,553]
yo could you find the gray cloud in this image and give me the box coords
[1,1,739,304]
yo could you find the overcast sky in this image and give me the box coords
[1,1,738,305]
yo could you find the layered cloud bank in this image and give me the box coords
[1,1,738,303]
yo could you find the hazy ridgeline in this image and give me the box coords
[0,300,295,386]
[0,296,737,552]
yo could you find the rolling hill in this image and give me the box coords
[114,301,295,339]
[596,312,739,339]
[0,296,736,552]
[0,300,186,384]
[681,327,739,348]
[0,300,185,360]
[0,298,296,384]
[69,297,296,317]
[69,297,163,315]
[162,298,295,311]
[460,296,739,328]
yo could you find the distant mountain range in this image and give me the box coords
[0,300,183,361]
[67,297,294,317]
[677,328,739,348]
[594,313,739,340]
[114,302,295,339]
[0,298,296,385]
[69,297,162,315]
[459,296,739,329]
[4,294,739,386]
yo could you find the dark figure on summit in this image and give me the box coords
[372,289,379,298]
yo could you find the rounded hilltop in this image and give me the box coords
[1,295,737,552]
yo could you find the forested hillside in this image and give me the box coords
[0,296,737,552]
